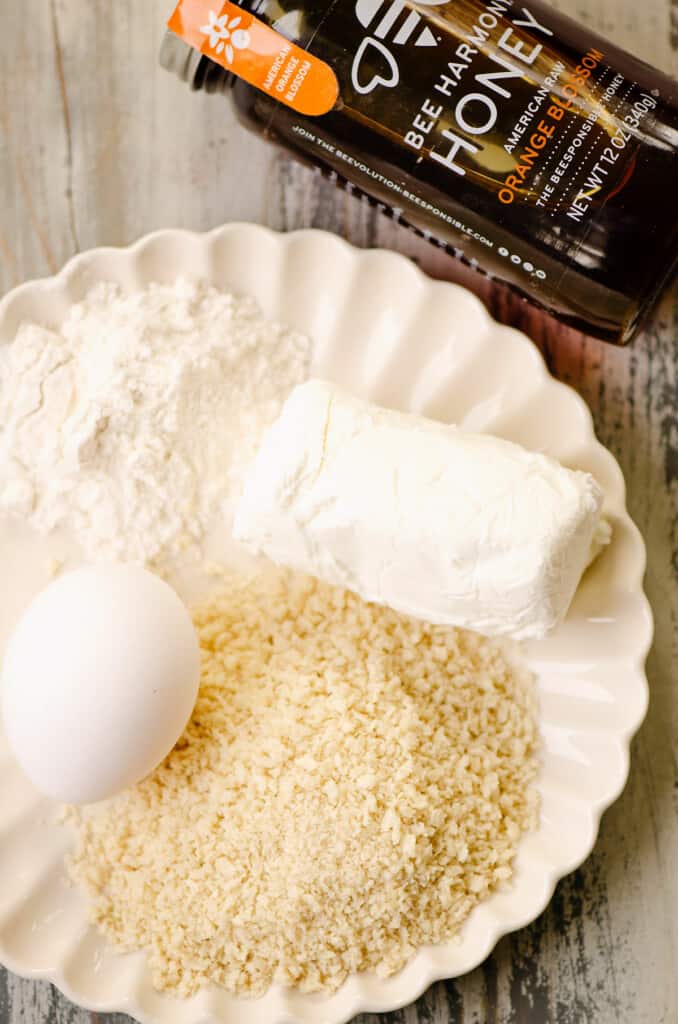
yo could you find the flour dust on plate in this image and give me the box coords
[0,278,311,567]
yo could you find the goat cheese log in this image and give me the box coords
[233,379,605,639]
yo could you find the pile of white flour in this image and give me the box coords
[0,280,311,564]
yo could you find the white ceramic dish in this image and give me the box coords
[0,224,652,1024]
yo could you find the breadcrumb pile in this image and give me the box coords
[67,569,539,997]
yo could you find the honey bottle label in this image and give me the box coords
[168,0,339,116]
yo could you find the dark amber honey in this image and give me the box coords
[162,0,678,342]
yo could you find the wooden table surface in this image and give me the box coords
[1,1,676,1022]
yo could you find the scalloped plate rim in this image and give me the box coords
[0,223,652,1024]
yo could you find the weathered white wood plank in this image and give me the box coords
[0,0,676,1022]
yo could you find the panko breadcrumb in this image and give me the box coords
[67,568,539,997]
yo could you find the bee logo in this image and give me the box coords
[352,0,447,95]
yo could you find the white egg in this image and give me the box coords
[1,564,201,804]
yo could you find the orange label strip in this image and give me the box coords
[168,0,339,117]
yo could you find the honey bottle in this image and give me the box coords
[161,0,678,343]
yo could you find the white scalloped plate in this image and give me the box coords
[0,224,652,1024]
